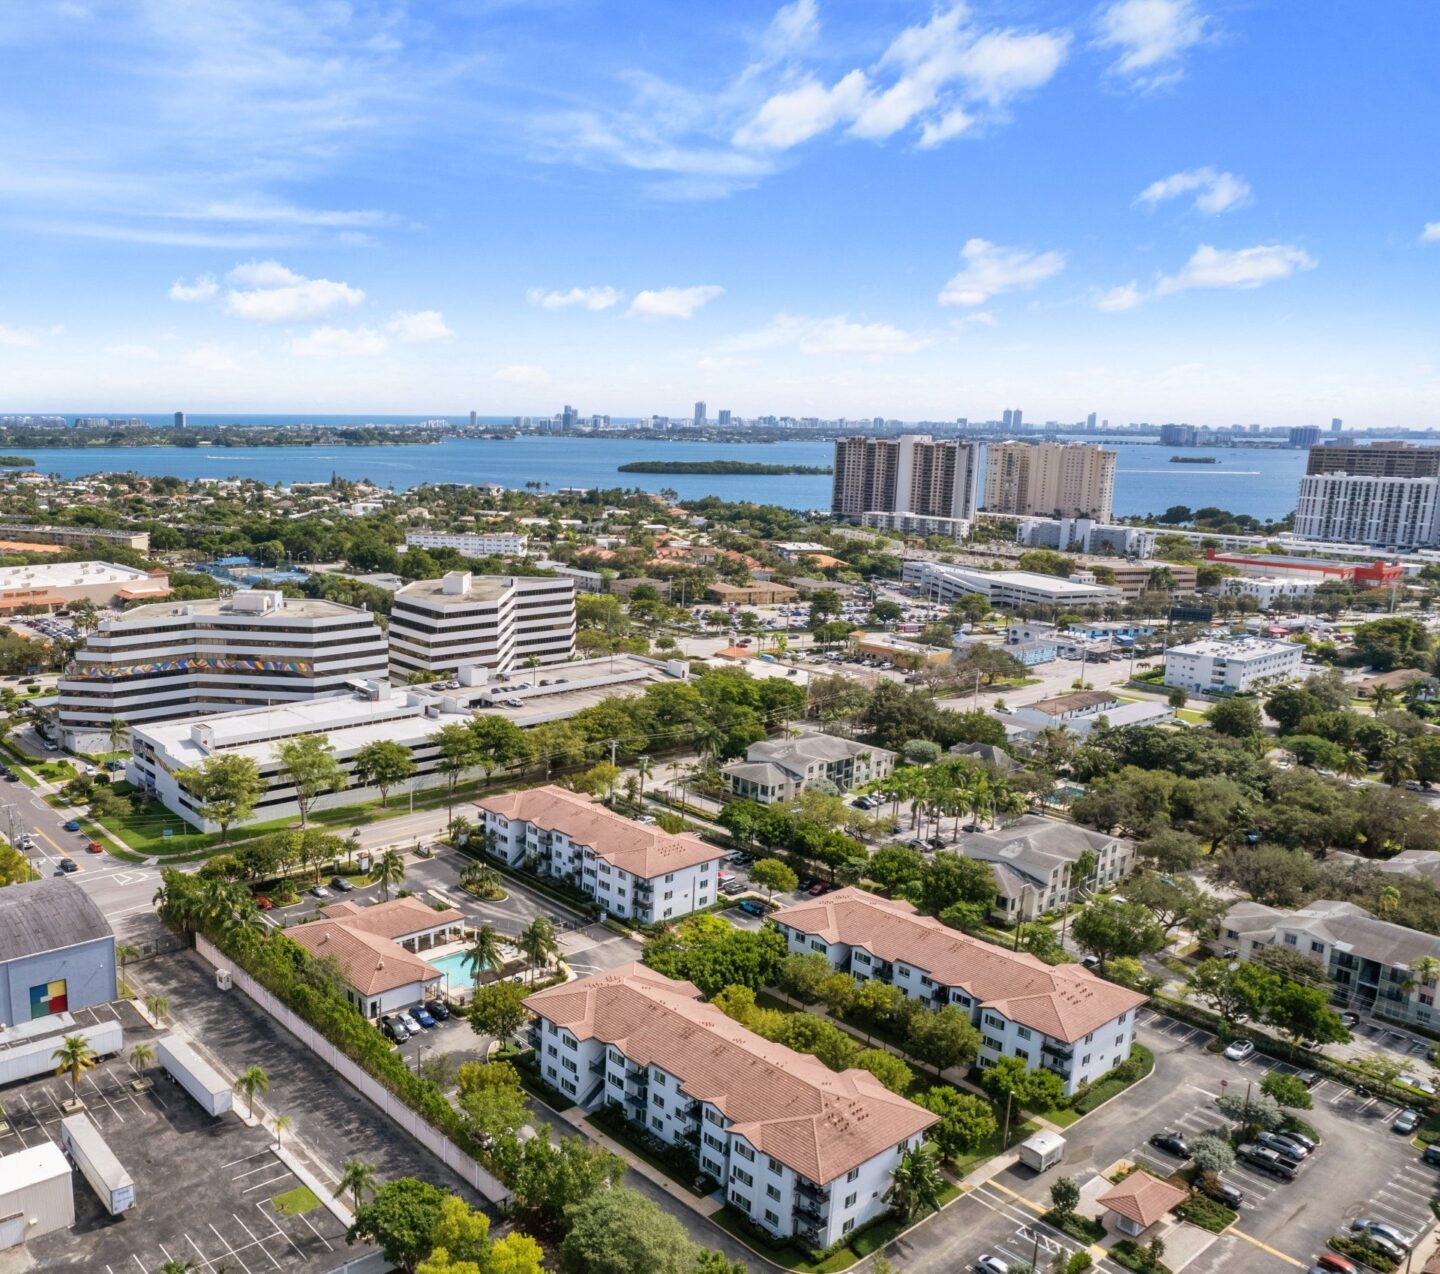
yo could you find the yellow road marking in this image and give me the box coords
[34,827,82,870]
[985,1180,1045,1214]
[1228,1227,1305,1267]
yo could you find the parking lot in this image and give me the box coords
[886,1008,1440,1273]
[4,1027,351,1274]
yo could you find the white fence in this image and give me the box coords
[194,936,512,1206]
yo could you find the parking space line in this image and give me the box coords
[222,1149,273,1169]
[257,1206,306,1261]
[242,1171,294,1194]
[231,1212,283,1271]
[294,1209,335,1251]
[182,1234,214,1273]
[208,1221,254,1274]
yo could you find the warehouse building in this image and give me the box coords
[0,560,169,615]
[0,879,116,1025]
[902,560,1122,609]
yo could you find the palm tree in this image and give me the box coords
[635,755,654,805]
[338,1158,378,1213]
[234,1064,269,1118]
[463,925,503,992]
[115,943,139,993]
[1414,955,1440,989]
[374,849,405,902]
[53,1035,98,1105]
[1371,684,1398,717]
[518,916,558,986]
[1377,885,1402,920]
[157,1260,198,1274]
[145,994,169,1023]
[273,1113,293,1152]
[107,717,130,755]
[883,1147,945,1221]
[128,1041,156,1074]
[1339,749,1368,782]
[1380,743,1416,788]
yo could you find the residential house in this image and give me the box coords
[721,735,895,804]
[957,817,1136,921]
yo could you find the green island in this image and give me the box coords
[0,456,35,467]
[616,459,833,475]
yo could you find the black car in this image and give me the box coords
[425,998,451,1021]
[1422,1144,1440,1168]
[58,857,78,874]
[1206,1180,1243,1208]
[1149,1132,1189,1157]
[1296,1069,1320,1088]
[329,876,356,893]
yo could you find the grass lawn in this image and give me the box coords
[271,1185,320,1217]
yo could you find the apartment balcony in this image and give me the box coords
[1042,1041,1074,1060]
[589,1058,606,1075]
[681,1098,701,1118]
[872,961,895,979]
[797,1224,823,1247]
[677,1125,700,1145]
[625,1090,648,1109]
[794,1200,827,1225]
[795,1178,831,1204]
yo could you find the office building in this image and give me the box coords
[469,410,478,428]
[404,530,529,557]
[128,682,479,829]
[1220,899,1440,1028]
[902,559,1122,609]
[0,523,149,551]
[718,409,732,426]
[1294,442,1440,547]
[561,404,579,430]
[1288,426,1321,449]
[693,401,706,426]
[477,785,723,924]
[983,442,1116,521]
[1086,412,1097,430]
[831,434,981,523]
[0,879,116,1024]
[1158,424,1197,447]
[173,410,186,428]
[57,589,388,751]
[387,572,576,680]
[1163,636,1301,695]
[523,964,936,1248]
[1002,409,1014,431]
[1331,418,1343,434]
[0,561,169,615]
[771,888,1146,1095]
[721,734,894,805]
[1013,516,1155,558]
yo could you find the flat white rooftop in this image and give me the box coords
[1168,637,1297,658]
[0,560,151,589]
[935,565,1117,597]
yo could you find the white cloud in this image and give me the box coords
[225,261,365,322]
[168,274,219,302]
[627,285,725,319]
[737,7,1068,151]
[106,343,160,360]
[1423,223,1440,243]
[756,0,819,64]
[1097,0,1208,89]
[0,325,38,348]
[493,363,549,385]
[938,238,1066,306]
[714,312,930,357]
[1155,243,1316,294]
[1136,167,1250,214]
[385,310,452,343]
[186,345,239,371]
[733,72,869,149]
[1094,282,1146,311]
[289,326,388,357]
[527,286,623,311]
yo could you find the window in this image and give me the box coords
[735,1143,755,1161]
[654,1098,666,1111]
[1283,933,1297,946]
[1310,941,1325,954]
[810,940,827,952]
[845,1192,858,1208]
[732,1168,754,1187]
[983,1014,1005,1030]
[703,1158,723,1177]
[897,965,911,977]
[608,1074,622,1088]
[652,1072,666,1086]
[546,1044,557,1057]
[843,1219,855,1234]
[766,1185,781,1201]
[560,1078,577,1095]
[666,872,675,882]
[768,1156,783,1174]
[1016,1027,1032,1041]
[652,1117,663,1131]
[729,1190,750,1211]
[706,1108,723,1125]
[847,1167,860,1183]
[764,1209,780,1226]
[561,1057,577,1074]
[1014,1049,1029,1062]
[983,1035,1004,1052]
[705,1133,726,1153]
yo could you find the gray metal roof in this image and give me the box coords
[0,879,113,962]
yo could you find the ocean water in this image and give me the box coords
[7,434,1314,520]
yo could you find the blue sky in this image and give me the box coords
[0,0,1437,425]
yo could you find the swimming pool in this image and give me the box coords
[428,950,481,985]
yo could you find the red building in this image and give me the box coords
[1204,548,1402,590]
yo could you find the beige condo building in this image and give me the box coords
[983,442,1116,521]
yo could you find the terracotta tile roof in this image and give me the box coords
[319,895,464,940]
[1097,1171,1188,1227]
[286,917,439,996]
[476,785,722,881]
[772,888,1147,1044]
[524,963,935,1182]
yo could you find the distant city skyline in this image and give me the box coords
[0,2,1436,423]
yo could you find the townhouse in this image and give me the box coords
[1221,899,1440,1028]
[523,964,935,1249]
[772,888,1147,1094]
[475,785,722,924]
[721,735,895,805]
[957,817,1137,921]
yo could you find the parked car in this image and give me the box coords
[1296,1069,1321,1088]
[1148,1132,1189,1158]
[975,1258,1011,1274]
[1352,1218,1412,1249]
[1393,1108,1422,1135]
[1424,1144,1440,1168]
[411,1006,436,1029]
[1339,1011,1360,1027]
[720,880,745,896]
[1223,1039,1256,1062]
[329,876,356,893]
[424,999,450,1021]
[806,883,827,896]
[310,884,332,899]
[1277,1127,1317,1152]
[1206,1180,1243,1208]
[1236,1144,1296,1180]
[396,1010,423,1034]
[1256,1131,1309,1160]
[63,819,81,831]
[58,857,78,873]
[1313,1255,1357,1274]
[256,897,273,911]
[85,840,103,853]
[380,1016,410,1042]
[737,899,770,917]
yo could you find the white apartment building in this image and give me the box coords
[860,510,971,541]
[128,682,475,829]
[1214,575,1320,609]
[957,818,1137,921]
[721,735,895,805]
[475,785,722,924]
[902,559,1122,609]
[1294,473,1440,548]
[1013,516,1156,559]
[57,590,388,752]
[772,888,1146,1095]
[1163,636,1301,695]
[388,572,576,680]
[404,530,530,557]
[524,964,936,1249]
[532,560,605,592]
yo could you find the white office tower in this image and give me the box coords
[57,591,388,751]
[387,572,576,680]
